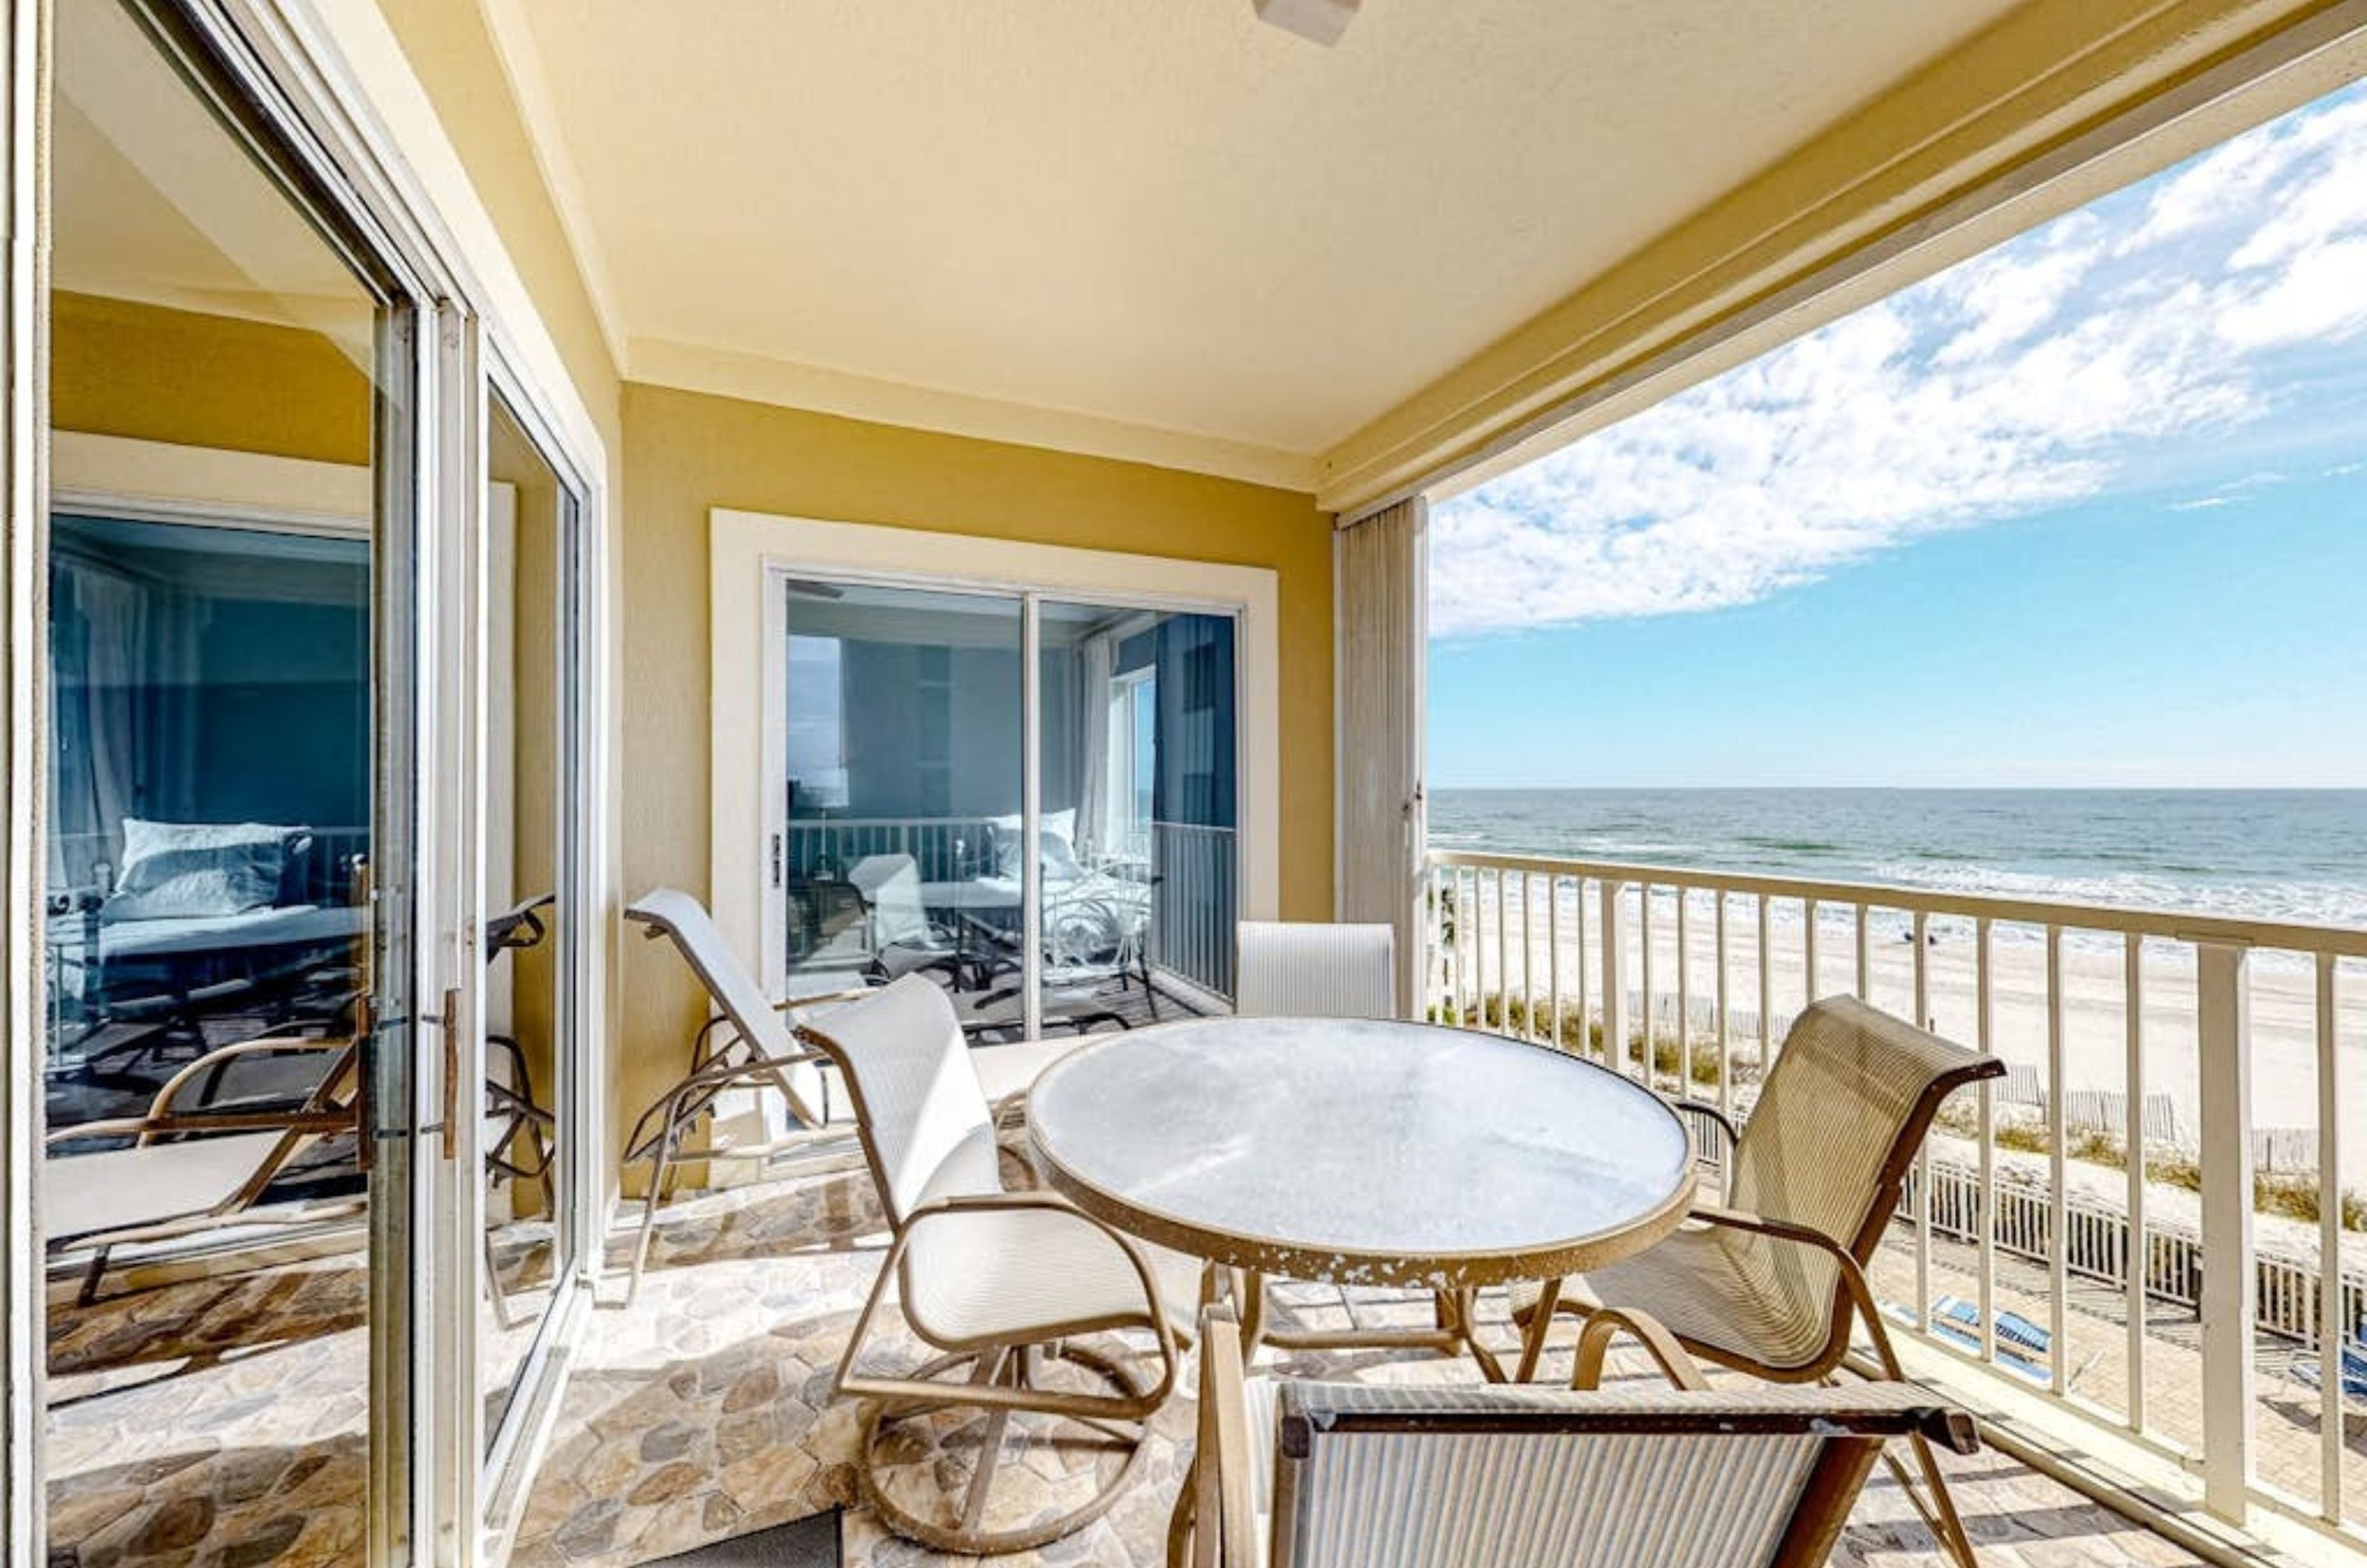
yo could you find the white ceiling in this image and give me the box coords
[55,0,371,350]
[508,0,2027,470]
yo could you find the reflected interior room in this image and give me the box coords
[41,0,383,1558]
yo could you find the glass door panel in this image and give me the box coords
[480,392,578,1464]
[780,582,1027,1051]
[41,0,411,1561]
[1037,603,1240,1030]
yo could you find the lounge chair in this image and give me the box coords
[1509,994,2003,1568]
[2291,1341,2367,1403]
[845,853,977,987]
[1184,1300,1980,1568]
[44,1032,364,1304]
[802,976,1202,1552]
[619,887,1091,1300]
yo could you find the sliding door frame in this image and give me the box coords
[470,353,604,1545]
[715,509,1280,1056]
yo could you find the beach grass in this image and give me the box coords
[1442,986,2366,1229]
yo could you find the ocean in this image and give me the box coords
[1426,788,2367,933]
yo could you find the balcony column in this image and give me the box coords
[1334,497,1427,1018]
[2196,939,2254,1523]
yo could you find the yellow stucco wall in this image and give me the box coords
[614,381,1336,1146]
[50,291,371,462]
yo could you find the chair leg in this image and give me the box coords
[1847,1267,1978,1568]
[78,1245,112,1308]
[1513,1277,1564,1383]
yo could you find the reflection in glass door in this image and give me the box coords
[479,392,581,1476]
[1037,603,1240,1028]
[779,584,1027,1047]
[772,576,1240,1055]
[38,0,420,1561]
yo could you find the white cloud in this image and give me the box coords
[1434,84,2367,638]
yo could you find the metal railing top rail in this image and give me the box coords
[1428,848,2367,959]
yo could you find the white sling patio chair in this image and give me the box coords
[1508,993,2005,1568]
[800,975,1204,1553]
[621,887,1083,1300]
[1234,922,1456,1358]
[1185,1300,1979,1568]
[846,852,976,987]
[1235,921,1394,1018]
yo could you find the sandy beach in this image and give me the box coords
[1445,882,2367,1185]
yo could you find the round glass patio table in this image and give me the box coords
[1025,1016,1695,1296]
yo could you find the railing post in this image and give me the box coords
[2197,939,2255,1524]
[1601,879,1629,1076]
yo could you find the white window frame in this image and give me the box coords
[709,508,1280,1038]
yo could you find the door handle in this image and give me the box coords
[439,985,462,1161]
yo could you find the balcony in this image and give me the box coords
[1428,846,2367,1563]
[482,852,2367,1566]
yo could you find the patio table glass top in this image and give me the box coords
[1026,1016,1695,1289]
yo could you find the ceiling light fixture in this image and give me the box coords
[1254,0,1360,47]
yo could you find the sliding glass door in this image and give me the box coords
[770,573,1240,1052]
[777,584,1029,1039]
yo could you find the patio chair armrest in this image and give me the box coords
[1689,1202,1900,1365]
[621,1049,832,1164]
[1689,1203,1855,1263]
[146,1034,357,1121]
[1667,1097,1740,1155]
[46,1117,151,1147]
[1573,1305,1709,1393]
[771,986,877,1013]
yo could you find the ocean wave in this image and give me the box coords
[1864,860,2367,932]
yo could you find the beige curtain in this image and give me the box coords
[1334,496,1426,1018]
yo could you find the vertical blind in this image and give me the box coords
[1334,496,1426,1017]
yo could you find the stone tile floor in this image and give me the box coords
[32,1134,2235,1568]
[511,1155,2215,1568]
[44,1218,557,1568]
[45,1252,370,1568]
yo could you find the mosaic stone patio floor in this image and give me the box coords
[512,1156,2218,1568]
[34,1132,2243,1568]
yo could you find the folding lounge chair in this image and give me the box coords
[1185,1300,1980,1568]
[845,853,977,987]
[1509,994,2004,1568]
[484,892,558,1214]
[620,887,1090,1300]
[801,976,1203,1553]
[44,1032,365,1304]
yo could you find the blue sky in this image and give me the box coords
[1430,82,2367,790]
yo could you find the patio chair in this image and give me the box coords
[1184,1300,1980,1568]
[620,887,1088,1300]
[1508,993,2003,1568]
[1232,922,1443,1354]
[800,975,1203,1553]
[845,853,976,987]
[44,1032,365,1304]
[971,876,1155,1039]
[1234,920,1394,1018]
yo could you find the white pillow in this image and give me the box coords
[104,819,294,922]
[987,809,1083,882]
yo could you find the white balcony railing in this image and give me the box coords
[1427,847,2367,1550]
